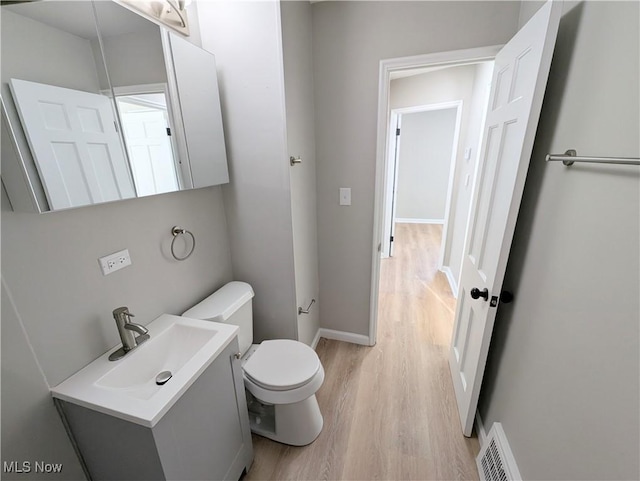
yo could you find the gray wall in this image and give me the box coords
[97,29,167,90]
[281,1,321,346]
[479,1,639,479]
[313,1,521,336]
[1,9,102,94]
[390,64,476,110]
[197,1,298,342]
[1,281,86,481]
[395,108,457,221]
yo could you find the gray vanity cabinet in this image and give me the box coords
[56,339,253,481]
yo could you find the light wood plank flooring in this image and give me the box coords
[245,223,479,480]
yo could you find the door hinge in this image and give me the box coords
[396,128,401,136]
[166,127,171,136]
[390,235,394,242]
[114,121,119,133]
[377,243,382,252]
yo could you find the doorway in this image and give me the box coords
[379,58,494,308]
[371,1,561,438]
[384,101,462,260]
[371,47,500,340]
[370,47,501,437]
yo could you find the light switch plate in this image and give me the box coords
[339,188,351,206]
[99,249,132,275]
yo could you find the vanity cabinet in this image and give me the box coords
[56,339,252,481]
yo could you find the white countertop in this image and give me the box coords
[51,314,238,428]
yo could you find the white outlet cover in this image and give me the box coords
[99,249,132,275]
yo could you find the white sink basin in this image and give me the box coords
[51,314,238,427]
[95,322,216,399]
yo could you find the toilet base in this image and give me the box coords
[248,394,323,446]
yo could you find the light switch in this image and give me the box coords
[339,188,351,206]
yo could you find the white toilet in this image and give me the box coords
[183,281,324,446]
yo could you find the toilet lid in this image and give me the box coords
[243,340,321,391]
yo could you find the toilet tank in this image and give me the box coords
[182,282,254,355]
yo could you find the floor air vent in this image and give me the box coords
[477,423,521,481]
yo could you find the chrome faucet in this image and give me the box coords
[109,307,150,361]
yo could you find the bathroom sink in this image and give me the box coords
[51,314,238,427]
[95,323,216,397]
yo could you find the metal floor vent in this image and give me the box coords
[477,423,522,481]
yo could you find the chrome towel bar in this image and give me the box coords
[545,149,640,166]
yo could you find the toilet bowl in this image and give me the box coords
[183,282,324,446]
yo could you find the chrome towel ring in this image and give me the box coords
[171,226,195,261]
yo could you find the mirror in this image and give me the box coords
[92,1,187,197]
[1,0,228,213]
[1,1,134,211]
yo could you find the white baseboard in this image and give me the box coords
[318,328,370,346]
[440,266,459,298]
[395,218,445,224]
[310,328,322,350]
[475,410,487,446]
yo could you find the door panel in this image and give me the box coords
[9,79,135,210]
[449,0,562,436]
[119,107,179,196]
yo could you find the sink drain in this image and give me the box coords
[156,371,172,385]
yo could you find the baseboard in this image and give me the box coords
[475,410,487,446]
[440,266,459,298]
[318,328,370,346]
[310,328,322,350]
[395,218,445,224]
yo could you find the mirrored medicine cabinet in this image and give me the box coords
[1,0,228,213]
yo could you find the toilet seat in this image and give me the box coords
[243,340,320,391]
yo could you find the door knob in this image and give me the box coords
[470,287,489,301]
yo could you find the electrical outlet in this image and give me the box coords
[99,249,132,275]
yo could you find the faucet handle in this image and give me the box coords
[113,306,135,320]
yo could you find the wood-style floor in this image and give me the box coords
[245,223,480,480]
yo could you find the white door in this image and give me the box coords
[449,0,562,436]
[9,79,135,210]
[118,106,179,197]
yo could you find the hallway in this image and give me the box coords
[245,223,479,480]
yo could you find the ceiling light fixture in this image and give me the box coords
[117,0,191,36]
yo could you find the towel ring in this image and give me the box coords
[170,226,195,261]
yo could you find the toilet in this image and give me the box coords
[183,281,324,446]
